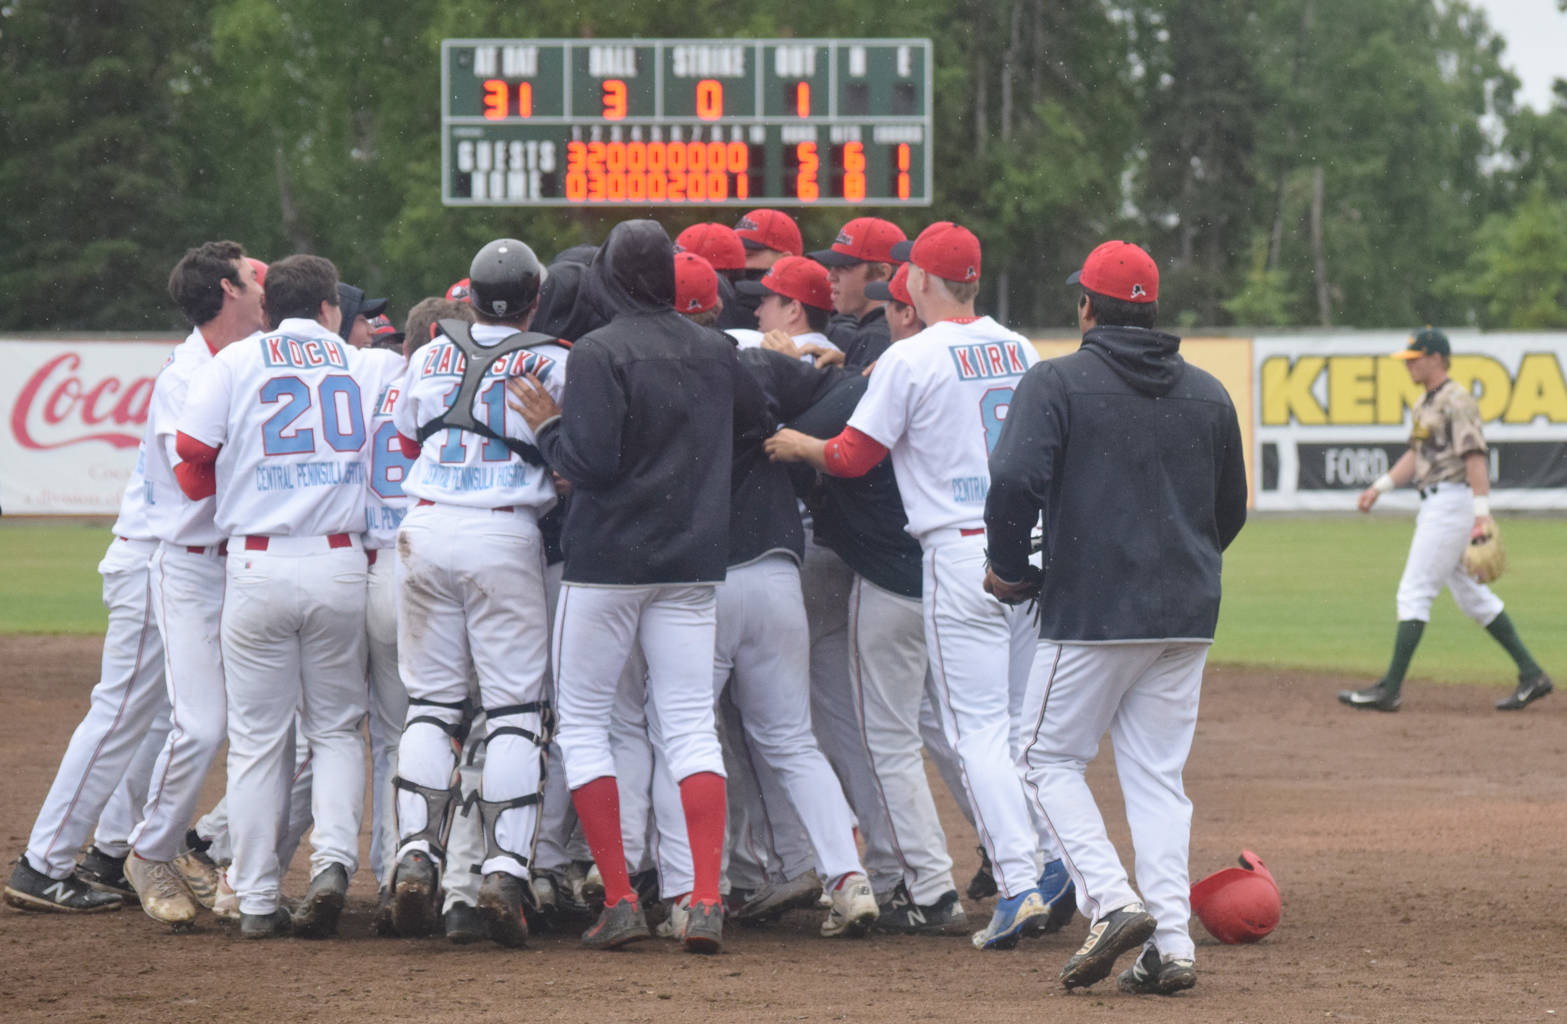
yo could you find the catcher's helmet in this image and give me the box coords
[468,239,546,320]
[1190,850,1280,944]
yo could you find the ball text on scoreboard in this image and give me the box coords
[441,38,933,207]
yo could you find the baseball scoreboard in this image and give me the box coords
[441,38,933,207]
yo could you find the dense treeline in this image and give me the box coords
[2,0,1565,332]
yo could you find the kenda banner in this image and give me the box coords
[1253,332,1567,511]
[0,338,179,515]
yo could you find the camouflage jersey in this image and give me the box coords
[1409,378,1486,490]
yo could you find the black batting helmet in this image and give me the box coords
[468,238,547,320]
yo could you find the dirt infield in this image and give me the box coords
[1,635,1562,1024]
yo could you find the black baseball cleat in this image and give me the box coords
[77,846,137,903]
[966,846,998,900]
[4,856,123,913]
[476,871,529,948]
[292,863,348,938]
[1059,903,1158,990]
[444,901,488,945]
[1337,683,1401,712]
[1117,945,1197,995]
[240,907,293,939]
[391,850,439,937]
[1496,672,1553,711]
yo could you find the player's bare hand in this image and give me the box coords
[1471,514,1495,541]
[764,428,814,463]
[505,373,560,431]
[799,343,844,369]
[761,330,803,360]
[861,360,878,377]
[1356,487,1379,513]
[983,565,1041,606]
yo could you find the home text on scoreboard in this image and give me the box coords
[441,38,933,207]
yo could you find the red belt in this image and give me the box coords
[367,549,378,566]
[960,528,985,537]
[186,542,229,555]
[243,533,352,551]
[416,499,515,513]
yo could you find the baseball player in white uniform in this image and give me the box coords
[766,221,1061,951]
[176,253,372,940]
[5,444,167,914]
[117,242,266,929]
[388,239,565,949]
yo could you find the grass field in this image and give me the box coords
[2,514,1562,684]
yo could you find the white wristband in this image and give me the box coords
[1371,475,1394,494]
[1473,496,1491,518]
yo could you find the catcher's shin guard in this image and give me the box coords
[392,696,472,859]
[469,701,552,874]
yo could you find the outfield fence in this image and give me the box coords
[3,331,1565,515]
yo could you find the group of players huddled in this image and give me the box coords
[6,207,1240,996]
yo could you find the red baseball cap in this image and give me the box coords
[1066,241,1158,303]
[809,217,907,267]
[673,252,719,315]
[890,221,981,283]
[734,208,803,256]
[446,277,472,302]
[675,223,746,271]
[246,257,268,288]
[863,262,913,306]
[735,255,832,311]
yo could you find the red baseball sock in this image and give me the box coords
[570,775,633,906]
[679,771,726,905]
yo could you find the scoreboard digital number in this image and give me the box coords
[441,38,933,207]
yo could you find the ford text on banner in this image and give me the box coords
[1253,332,1567,512]
[1,339,179,514]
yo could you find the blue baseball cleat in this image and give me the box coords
[1035,858,1077,934]
[970,887,1048,950]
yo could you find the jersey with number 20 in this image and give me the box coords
[178,317,370,538]
[848,316,1038,539]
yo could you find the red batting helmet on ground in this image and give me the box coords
[1190,850,1280,944]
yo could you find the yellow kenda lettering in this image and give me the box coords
[1260,356,1327,425]
[1503,352,1567,424]
[1376,357,1427,424]
[1449,355,1512,421]
[1327,356,1376,424]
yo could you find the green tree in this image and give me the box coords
[1454,178,1567,327]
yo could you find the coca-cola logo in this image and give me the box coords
[11,352,155,451]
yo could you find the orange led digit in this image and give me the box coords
[696,79,723,121]
[796,142,819,202]
[483,79,508,119]
[843,141,866,201]
[897,143,911,200]
[602,79,628,120]
[796,82,811,118]
[516,82,533,118]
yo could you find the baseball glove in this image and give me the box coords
[1462,523,1506,584]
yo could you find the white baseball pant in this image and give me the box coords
[92,712,172,859]
[553,583,724,790]
[922,532,1042,898]
[1019,640,1209,961]
[365,547,405,886]
[24,539,168,877]
[847,574,958,904]
[395,505,550,881]
[1396,483,1505,624]
[800,538,902,895]
[222,536,368,915]
[442,708,487,912]
[533,561,592,876]
[130,542,228,862]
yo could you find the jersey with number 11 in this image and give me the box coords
[178,317,370,538]
[848,316,1037,539]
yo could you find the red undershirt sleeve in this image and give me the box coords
[173,432,220,500]
[397,432,421,460]
[822,426,888,479]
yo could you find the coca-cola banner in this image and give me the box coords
[1,338,179,514]
[1252,332,1567,511]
